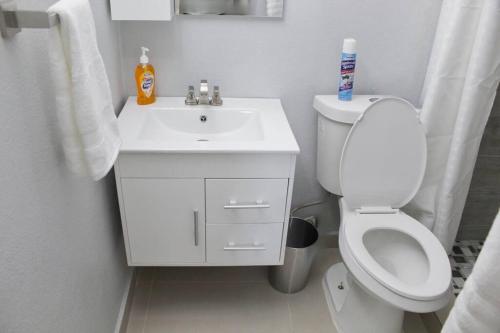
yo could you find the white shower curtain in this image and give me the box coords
[406,0,500,252]
[442,209,500,333]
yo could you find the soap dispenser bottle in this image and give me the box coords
[135,47,156,105]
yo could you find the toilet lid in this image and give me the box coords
[339,98,426,209]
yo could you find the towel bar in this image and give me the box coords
[0,0,59,38]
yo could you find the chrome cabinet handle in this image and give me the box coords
[193,209,199,246]
[223,246,267,251]
[223,200,271,209]
[223,242,266,251]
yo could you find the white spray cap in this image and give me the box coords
[342,38,357,54]
[140,47,150,64]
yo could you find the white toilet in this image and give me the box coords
[314,95,452,333]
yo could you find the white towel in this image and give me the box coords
[48,0,120,181]
[442,209,500,333]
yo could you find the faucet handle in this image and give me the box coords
[200,80,209,95]
[185,85,198,105]
[198,80,210,105]
[211,85,223,106]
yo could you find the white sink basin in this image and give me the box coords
[139,107,264,142]
[118,97,299,153]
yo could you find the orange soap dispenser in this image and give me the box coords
[135,47,156,105]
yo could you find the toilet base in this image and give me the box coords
[323,263,404,333]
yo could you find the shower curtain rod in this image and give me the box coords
[0,0,59,38]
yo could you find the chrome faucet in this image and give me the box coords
[184,80,223,106]
[198,80,210,105]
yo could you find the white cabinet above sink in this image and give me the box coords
[114,97,299,266]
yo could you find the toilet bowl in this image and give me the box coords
[314,96,452,333]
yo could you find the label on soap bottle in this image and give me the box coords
[141,72,155,98]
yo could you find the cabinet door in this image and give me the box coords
[121,178,205,265]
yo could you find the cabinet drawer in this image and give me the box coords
[206,179,289,224]
[206,223,283,265]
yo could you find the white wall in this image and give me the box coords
[119,1,442,233]
[0,1,129,332]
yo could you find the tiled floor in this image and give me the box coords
[450,240,483,297]
[125,248,429,333]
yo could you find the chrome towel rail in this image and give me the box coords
[0,0,59,38]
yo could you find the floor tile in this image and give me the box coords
[145,282,291,333]
[308,248,342,284]
[287,248,340,333]
[125,248,437,333]
[288,279,336,333]
[136,268,156,285]
[145,319,224,333]
[449,239,482,296]
[403,312,428,333]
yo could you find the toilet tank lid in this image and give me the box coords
[314,95,392,124]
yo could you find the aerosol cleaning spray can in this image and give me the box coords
[338,38,357,101]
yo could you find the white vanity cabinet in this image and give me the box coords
[115,153,296,267]
[115,97,299,267]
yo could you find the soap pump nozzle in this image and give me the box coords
[140,47,150,64]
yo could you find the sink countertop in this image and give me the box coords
[118,97,300,154]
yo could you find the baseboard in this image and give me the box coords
[114,269,136,333]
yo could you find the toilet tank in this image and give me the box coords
[314,95,387,195]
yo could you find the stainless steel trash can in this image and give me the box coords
[269,217,319,293]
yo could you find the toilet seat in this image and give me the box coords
[343,211,451,301]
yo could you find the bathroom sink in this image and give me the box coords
[118,97,299,153]
[139,107,264,142]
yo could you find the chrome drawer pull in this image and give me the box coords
[223,200,270,209]
[223,242,266,251]
[193,209,199,246]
